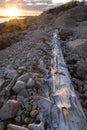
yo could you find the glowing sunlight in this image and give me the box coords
[3,7,20,17]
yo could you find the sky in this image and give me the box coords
[0,0,84,16]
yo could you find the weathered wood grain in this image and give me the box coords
[29,30,87,130]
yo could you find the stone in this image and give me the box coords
[84,93,87,98]
[17,73,29,83]
[7,124,28,130]
[18,89,29,98]
[15,116,21,123]
[17,66,26,73]
[76,61,87,79]
[24,103,32,111]
[28,122,44,130]
[59,28,73,40]
[4,69,17,79]
[0,122,5,130]
[0,78,4,91]
[17,95,25,103]
[30,110,38,118]
[13,81,26,94]
[26,78,35,89]
[0,100,18,120]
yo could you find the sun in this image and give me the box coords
[4,7,20,17]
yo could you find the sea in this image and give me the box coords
[0,18,10,23]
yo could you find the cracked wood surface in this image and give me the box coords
[29,30,87,130]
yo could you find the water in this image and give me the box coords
[0,18,10,23]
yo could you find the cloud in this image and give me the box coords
[0,0,62,12]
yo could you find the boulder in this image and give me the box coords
[0,100,18,120]
[67,39,87,57]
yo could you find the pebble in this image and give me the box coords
[30,110,38,118]
[0,100,18,120]
[13,81,26,94]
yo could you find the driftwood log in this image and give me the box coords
[28,30,87,130]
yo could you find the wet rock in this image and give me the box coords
[30,110,38,118]
[17,73,29,83]
[0,100,18,120]
[7,124,28,130]
[27,78,35,89]
[13,81,26,94]
[0,122,5,130]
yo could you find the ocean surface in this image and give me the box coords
[0,18,10,23]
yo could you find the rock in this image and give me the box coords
[4,69,17,79]
[26,78,35,89]
[15,116,21,123]
[28,122,44,130]
[24,103,32,111]
[7,124,28,130]
[84,93,87,98]
[0,78,4,91]
[13,81,26,94]
[59,28,73,40]
[67,39,87,57]
[17,73,29,83]
[24,117,29,123]
[30,110,38,118]
[0,122,5,130]
[17,95,25,103]
[18,89,29,98]
[0,100,18,120]
[76,61,87,79]
[17,66,26,73]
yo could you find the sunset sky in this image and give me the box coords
[0,0,84,16]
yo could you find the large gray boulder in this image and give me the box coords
[67,39,87,57]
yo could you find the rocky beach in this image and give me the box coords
[0,2,87,130]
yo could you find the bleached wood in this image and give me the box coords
[32,30,87,130]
